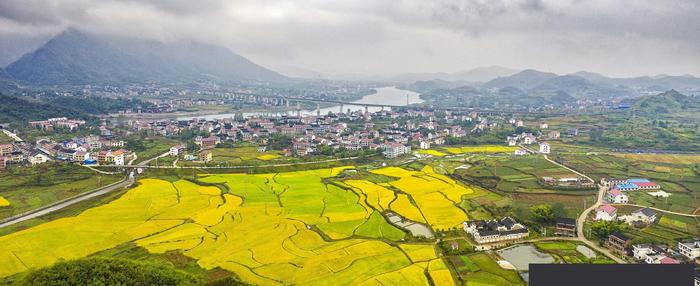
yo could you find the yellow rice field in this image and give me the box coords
[371,166,473,230]
[442,145,518,154]
[0,196,9,207]
[417,149,448,157]
[0,167,459,285]
[256,154,281,161]
[613,153,700,165]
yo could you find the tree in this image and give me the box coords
[21,257,202,286]
[531,204,554,224]
[590,220,625,240]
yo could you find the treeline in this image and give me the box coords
[49,96,155,114]
[0,93,155,124]
[12,257,250,286]
[0,94,87,123]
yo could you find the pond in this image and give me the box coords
[496,244,555,271]
[576,245,597,259]
[386,212,434,239]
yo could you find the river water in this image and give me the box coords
[178,86,422,120]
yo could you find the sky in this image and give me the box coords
[0,0,698,78]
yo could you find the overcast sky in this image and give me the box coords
[0,0,698,77]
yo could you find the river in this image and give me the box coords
[177,86,422,120]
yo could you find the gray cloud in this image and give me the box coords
[0,0,698,77]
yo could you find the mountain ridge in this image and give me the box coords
[6,29,287,86]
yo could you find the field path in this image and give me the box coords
[518,144,624,263]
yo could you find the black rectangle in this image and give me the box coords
[529,264,694,286]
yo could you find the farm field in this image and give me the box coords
[0,167,461,285]
[370,166,474,231]
[0,163,122,219]
[533,241,615,264]
[554,153,700,214]
[457,155,589,194]
[449,253,524,286]
[439,145,518,155]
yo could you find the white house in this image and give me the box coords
[606,189,629,204]
[384,142,411,158]
[419,140,431,150]
[464,217,529,244]
[633,244,661,261]
[621,208,657,225]
[540,122,549,129]
[514,149,528,156]
[595,205,617,221]
[539,142,550,154]
[29,153,50,165]
[507,139,517,146]
[523,135,536,145]
[678,240,700,260]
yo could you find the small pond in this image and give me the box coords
[576,245,597,259]
[496,244,555,271]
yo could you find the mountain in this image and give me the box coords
[0,68,19,91]
[329,66,519,83]
[271,64,324,79]
[632,90,699,114]
[531,75,631,99]
[6,29,287,86]
[449,66,520,82]
[483,69,558,90]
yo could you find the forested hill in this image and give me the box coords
[632,89,700,115]
[6,29,288,86]
[0,94,87,123]
[0,94,155,123]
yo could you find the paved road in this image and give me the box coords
[575,184,626,263]
[96,156,360,169]
[0,152,167,229]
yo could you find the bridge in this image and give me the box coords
[220,93,566,116]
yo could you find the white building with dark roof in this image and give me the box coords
[463,217,529,244]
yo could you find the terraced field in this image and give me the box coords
[0,167,468,285]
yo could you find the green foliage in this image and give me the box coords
[530,204,555,224]
[590,220,625,240]
[49,96,155,114]
[267,134,292,150]
[0,94,87,124]
[19,257,202,286]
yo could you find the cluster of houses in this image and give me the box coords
[601,177,661,191]
[124,109,488,159]
[29,117,86,131]
[608,232,700,265]
[35,135,131,165]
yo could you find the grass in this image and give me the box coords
[0,163,122,219]
[533,242,614,264]
[131,137,179,164]
[456,253,524,286]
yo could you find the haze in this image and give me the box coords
[1,0,698,78]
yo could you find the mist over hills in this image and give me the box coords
[5,29,287,86]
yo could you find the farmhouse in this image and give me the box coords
[633,244,667,261]
[539,142,550,154]
[601,178,628,188]
[514,149,528,156]
[554,217,576,237]
[595,205,617,221]
[198,150,212,162]
[463,217,529,244]
[678,239,700,260]
[607,231,631,253]
[605,188,628,204]
[383,142,411,158]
